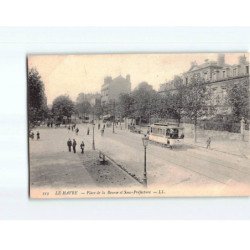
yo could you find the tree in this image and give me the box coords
[51,95,75,121]
[93,99,103,120]
[131,82,157,124]
[75,100,91,118]
[28,68,48,125]
[159,76,185,124]
[117,93,134,118]
[182,74,212,142]
[227,82,249,122]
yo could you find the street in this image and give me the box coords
[30,122,250,195]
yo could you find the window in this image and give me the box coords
[246,65,249,74]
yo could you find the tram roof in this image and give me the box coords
[150,123,184,129]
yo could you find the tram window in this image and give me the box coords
[166,129,170,136]
[152,128,157,134]
[169,128,179,138]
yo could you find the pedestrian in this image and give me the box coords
[72,139,77,153]
[68,125,70,132]
[98,123,100,130]
[71,125,74,131]
[80,141,85,154]
[30,131,34,140]
[87,127,90,135]
[75,128,79,135]
[206,137,211,149]
[101,128,104,136]
[67,138,72,152]
[36,131,40,140]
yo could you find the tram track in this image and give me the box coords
[106,130,250,185]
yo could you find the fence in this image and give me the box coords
[198,121,241,133]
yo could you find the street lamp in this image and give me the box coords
[142,135,149,187]
[92,106,95,150]
[112,100,115,134]
[92,121,95,150]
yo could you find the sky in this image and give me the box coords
[28,53,247,105]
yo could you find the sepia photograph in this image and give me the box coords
[28,53,250,198]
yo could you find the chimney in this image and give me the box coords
[217,53,225,66]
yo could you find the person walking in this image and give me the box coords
[101,128,104,136]
[30,131,34,140]
[87,127,90,135]
[72,139,77,153]
[98,123,100,130]
[206,137,211,149]
[68,125,70,132]
[36,131,40,140]
[67,139,72,152]
[80,141,85,154]
[75,128,79,135]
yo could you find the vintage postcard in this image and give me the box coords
[28,53,250,199]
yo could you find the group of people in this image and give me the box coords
[67,139,85,154]
[30,130,40,140]
[66,124,81,135]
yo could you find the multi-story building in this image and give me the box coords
[159,54,249,116]
[101,74,131,105]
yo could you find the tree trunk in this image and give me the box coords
[194,120,197,143]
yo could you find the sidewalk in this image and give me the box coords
[184,137,250,159]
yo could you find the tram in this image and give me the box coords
[148,123,184,148]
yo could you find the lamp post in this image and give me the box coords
[142,135,149,187]
[92,108,95,150]
[112,100,115,134]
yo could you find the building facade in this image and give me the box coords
[159,54,249,116]
[101,74,131,105]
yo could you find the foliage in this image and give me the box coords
[93,99,103,119]
[159,76,185,123]
[117,93,134,118]
[227,82,249,122]
[131,82,157,123]
[51,95,75,121]
[75,100,91,118]
[28,68,48,124]
[182,74,212,125]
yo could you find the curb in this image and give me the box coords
[185,141,249,159]
[96,149,143,185]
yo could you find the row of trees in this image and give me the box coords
[28,68,249,138]
[116,75,211,122]
[114,74,249,141]
[28,68,103,125]
[116,75,249,124]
